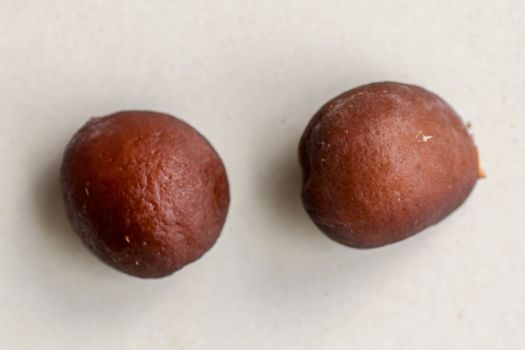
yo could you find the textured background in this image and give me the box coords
[1,1,523,349]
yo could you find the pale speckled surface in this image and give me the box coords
[0,1,524,349]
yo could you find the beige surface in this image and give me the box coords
[0,1,524,349]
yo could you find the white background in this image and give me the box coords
[1,1,524,349]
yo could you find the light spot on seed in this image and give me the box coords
[417,130,433,142]
[394,191,401,202]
